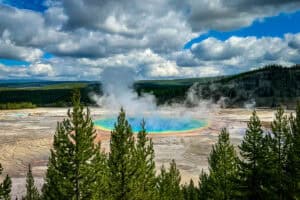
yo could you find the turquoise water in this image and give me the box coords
[94,116,207,133]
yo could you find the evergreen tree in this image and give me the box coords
[132,120,157,199]
[182,179,198,200]
[23,164,40,200]
[42,120,76,200]
[91,143,109,200]
[286,102,300,198]
[42,90,101,200]
[157,160,183,200]
[200,128,239,199]
[108,108,137,200]
[198,170,209,200]
[238,110,266,199]
[0,163,11,200]
[267,107,291,199]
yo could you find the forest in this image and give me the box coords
[0,91,299,199]
[1,64,300,108]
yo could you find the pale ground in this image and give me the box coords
[0,107,280,198]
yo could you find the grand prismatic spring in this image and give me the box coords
[94,116,207,133]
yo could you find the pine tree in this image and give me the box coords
[286,102,300,198]
[108,108,137,200]
[198,170,209,200]
[238,110,266,199]
[42,90,101,200]
[182,179,198,200]
[42,120,76,200]
[157,160,183,200]
[91,143,109,200]
[200,128,239,199]
[132,120,157,199]
[267,107,291,199]
[0,163,11,200]
[23,164,40,200]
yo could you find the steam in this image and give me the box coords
[91,67,222,120]
[91,67,157,115]
[244,99,256,109]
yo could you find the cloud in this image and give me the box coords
[286,33,300,50]
[0,64,28,79]
[0,5,64,47]
[29,63,55,76]
[177,34,300,72]
[0,0,300,80]
[76,49,222,79]
[178,0,300,31]
[0,38,43,62]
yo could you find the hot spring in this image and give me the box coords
[94,116,207,134]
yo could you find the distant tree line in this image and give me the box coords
[1,91,300,199]
[0,84,101,107]
[1,64,300,108]
[0,102,36,110]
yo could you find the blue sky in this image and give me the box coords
[184,10,300,49]
[1,0,47,12]
[0,0,300,80]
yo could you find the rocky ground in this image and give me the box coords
[0,107,279,198]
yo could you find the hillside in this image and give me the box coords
[194,64,300,108]
[0,64,300,108]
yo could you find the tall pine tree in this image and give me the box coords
[42,90,101,200]
[108,108,137,200]
[0,163,11,200]
[200,128,239,199]
[286,102,300,198]
[132,120,157,199]
[238,110,266,199]
[182,179,198,200]
[198,170,209,200]
[157,160,183,200]
[91,143,109,200]
[23,164,40,200]
[267,107,291,199]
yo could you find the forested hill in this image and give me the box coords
[0,64,300,108]
[196,64,300,108]
[135,64,300,108]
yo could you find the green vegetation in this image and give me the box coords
[108,108,137,199]
[1,64,300,107]
[0,164,11,200]
[199,128,239,199]
[23,164,40,200]
[136,64,300,107]
[0,102,36,110]
[287,103,300,198]
[132,120,156,199]
[0,83,100,107]
[0,82,88,91]
[157,160,183,200]
[1,91,300,199]
[238,111,267,199]
[42,90,101,199]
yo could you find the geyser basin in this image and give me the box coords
[94,116,207,133]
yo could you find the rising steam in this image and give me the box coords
[91,67,157,115]
[91,67,222,120]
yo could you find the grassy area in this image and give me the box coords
[0,82,88,91]
[135,76,223,86]
[0,102,36,110]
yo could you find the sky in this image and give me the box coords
[0,0,300,80]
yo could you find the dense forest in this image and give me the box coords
[0,64,300,108]
[1,91,300,199]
